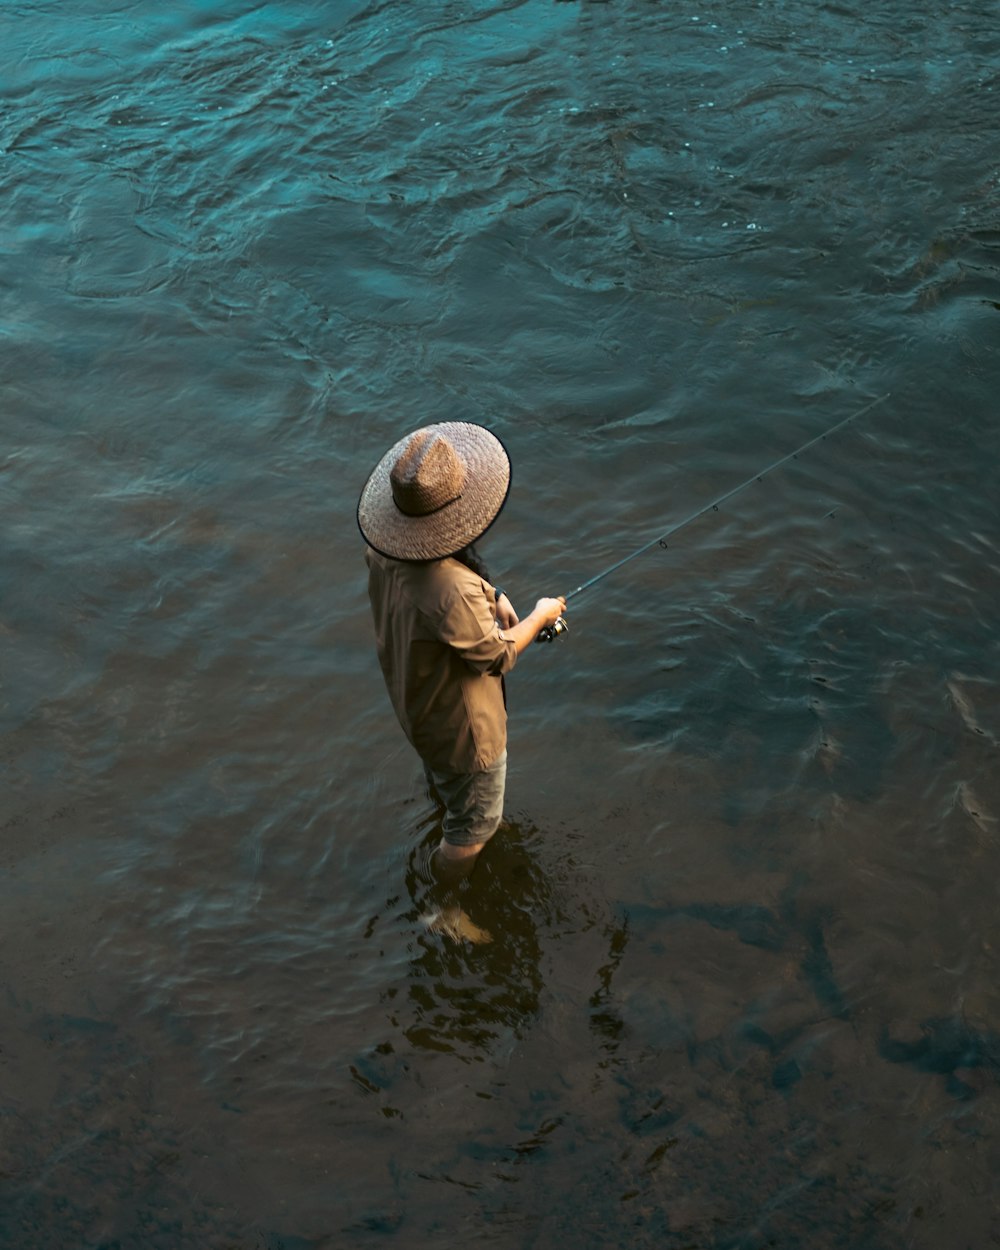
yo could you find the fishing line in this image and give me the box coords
[537,391,890,640]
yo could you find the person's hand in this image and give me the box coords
[534,596,566,628]
[503,594,567,654]
[496,593,519,630]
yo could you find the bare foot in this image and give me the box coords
[420,904,492,945]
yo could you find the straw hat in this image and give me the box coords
[357,422,511,561]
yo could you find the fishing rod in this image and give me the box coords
[537,391,891,641]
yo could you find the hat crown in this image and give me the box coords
[390,431,466,516]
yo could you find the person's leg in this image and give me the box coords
[426,751,507,881]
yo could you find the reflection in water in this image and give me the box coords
[392,817,550,1061]
[589,912,631,1060]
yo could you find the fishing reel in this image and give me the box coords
[536,616,569,643]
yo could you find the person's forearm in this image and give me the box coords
[505,607,556,655]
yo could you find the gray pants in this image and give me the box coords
[424,750,507,847]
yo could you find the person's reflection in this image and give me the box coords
[401,817,547,1058]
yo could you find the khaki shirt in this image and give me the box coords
[365,548,518,773]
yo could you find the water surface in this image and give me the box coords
[2,1,1000,1246]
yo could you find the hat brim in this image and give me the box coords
[357,422,511,561]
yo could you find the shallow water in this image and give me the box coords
[2,1,1000,1247]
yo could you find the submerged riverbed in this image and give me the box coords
[2,1,1000,1246]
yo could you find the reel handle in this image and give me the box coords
[536,616,569,643]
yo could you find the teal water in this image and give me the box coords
[2,2,999,1247]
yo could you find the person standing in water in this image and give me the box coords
[357,422,565,882]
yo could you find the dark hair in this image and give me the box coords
[450,543,491,582]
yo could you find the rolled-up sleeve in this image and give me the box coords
[435,582,518,676]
